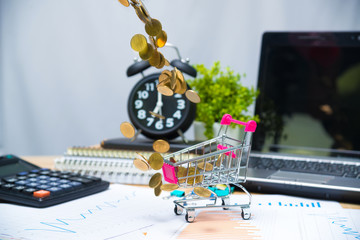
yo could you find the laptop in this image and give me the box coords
[243,32,360,203]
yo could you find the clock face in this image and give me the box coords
[128,73,196,139]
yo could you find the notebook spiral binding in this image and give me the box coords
[55,147,157,185]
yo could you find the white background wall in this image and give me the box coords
[0,0,359,155]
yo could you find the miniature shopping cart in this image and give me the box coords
[161,114,257,223]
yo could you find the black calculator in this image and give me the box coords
[0,154,110,208]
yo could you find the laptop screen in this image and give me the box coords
[253,32,360,159]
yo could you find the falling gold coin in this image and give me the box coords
[161,183,179,191]
[133,158,150,171]
[139,43,154,60]
[153,139,170,153]
[194,187,212,198]
[136,152,148,162]
[216,184,227,190]
[145,18,162,36]
[197,162,214,171]
[157,82,173,96]
[155,52,166,69]
[149,172,162,188]
[164,58,170,66]
[120,122,135,138]
[148,152,164,170]
[148,50,161,67]
[159,70,171,83]
[149,111,165,119]
[133,3,150,24]
[118,0,129,7]
[216,154,223,167]
[185,90,201,103]
[154,181,162,197]
[130,34,148,52]
[156,30,167,48]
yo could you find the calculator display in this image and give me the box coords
[0,162,35,177]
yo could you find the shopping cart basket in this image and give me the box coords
[162,114,257,222]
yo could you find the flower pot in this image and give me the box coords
[194,121,243,141]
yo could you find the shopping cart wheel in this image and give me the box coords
[221,198,230,210]
[185,210,195,223]
[174,205,183,215]
[241,208,251,220]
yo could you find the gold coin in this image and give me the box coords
[154,181,162,197]
[149,111,165,119]
[133,158,150,171]
[197,162,213,171]
[194,187,212,198]
[149,172,162,188]
[159,70,171,83]
[148,50,161,67]
[161,183,179,191]
[145,18,162,36]
[164,58,170,66]
[216,184,227,190]
[130,34,147,52]
[170,70,177,90]
[153,139,170,153]
[139,43,154,60]
[155,52,166,69]
[156,30,167,48]
[174,69,187,94]
[120,122,135,138]
[186,167,203,185]
[118,0,129,7]
[185,90,201,103]
[148,152,164,170]
[177,166,187,183]
[216,154,223,167]
[133,3,150,24]
[157,81,174,96]
[136,152,148,162]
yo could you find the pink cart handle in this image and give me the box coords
[220,114,257,132]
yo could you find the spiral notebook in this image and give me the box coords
[55,147,158,185]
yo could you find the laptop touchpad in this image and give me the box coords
[269,171,335,184]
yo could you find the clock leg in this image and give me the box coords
[177,129,189,144]
[131,129,142,142]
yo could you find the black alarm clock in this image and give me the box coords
[127,59,197,140]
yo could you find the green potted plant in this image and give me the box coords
[187,61,259,140]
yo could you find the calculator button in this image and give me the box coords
[59,175,71,179]
[49,177,60,181]
[3,177,18,184]
[39,171,51,175]
[69,181,82,188]
[26,182,39,188]
[59,184,72,190]
[38,180,49,185]
[37,175,50,180]
[12,185,26,192]
[17,171,29,176]
[27,173,38,178]
[30,169,40,173]
[17,176,28,180]
[69,177,92,184]
[27,178,38,182]
[37,185,50,190]
[2,183,15,189]
[47,187,63,194]
[49,182,60,186]
[59,179,70,184]
[33,190,50,198]
[23,188,37,195]
[40,168,50,171]
[15,180,28,185]
[49,173,61,177]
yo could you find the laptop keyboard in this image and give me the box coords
[249,157,360,178]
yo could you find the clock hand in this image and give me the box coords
[151,92,163,115]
